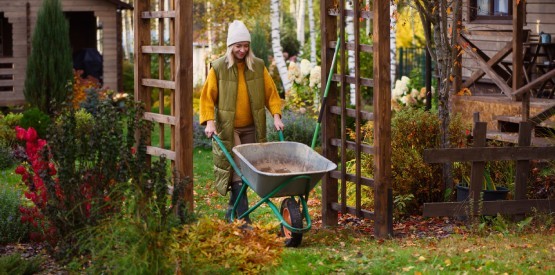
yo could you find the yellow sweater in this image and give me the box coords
[199,62,282,127]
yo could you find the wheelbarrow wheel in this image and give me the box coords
[280,198,303,247]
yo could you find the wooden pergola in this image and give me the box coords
[132,0,394,237]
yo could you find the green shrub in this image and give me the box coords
[70,155,191,273]
[0,254,43,274]
[18,108,51,139]
[0,144,15,170]
[350,109,471,213]
[24,0,73,114]
[0,179,29,244]
[0,113,23,146]
[266,110,318,146]
[171,217,284,273]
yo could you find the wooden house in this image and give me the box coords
[0,0,132,107]
[454,0,555,145]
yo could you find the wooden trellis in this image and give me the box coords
[321,0,393,238]
[134,0,194,209]
[423,113,555,217]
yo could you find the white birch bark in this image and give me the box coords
[308,0,316,65]
[296,0,305,46]
[346,3,356,105]
[272,0,292,91]
[390,2,397,89]
[122,0,133,59]
[290,0,296,16]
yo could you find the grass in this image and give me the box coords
[2,147,554,273]
[270,230,554,273]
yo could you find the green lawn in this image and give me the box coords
[2,148,554,273]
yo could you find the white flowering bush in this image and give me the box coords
[286,59,321,117]
[391,76,434,111]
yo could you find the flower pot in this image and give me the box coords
[456,184,509,202]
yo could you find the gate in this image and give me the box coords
[321,0,393,238]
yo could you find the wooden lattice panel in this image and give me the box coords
[134,0,193,209]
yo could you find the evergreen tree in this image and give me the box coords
[24,0,73,114]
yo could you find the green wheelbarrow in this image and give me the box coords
[213,132,336,247]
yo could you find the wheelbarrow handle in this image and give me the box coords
[212,134,244,179]
[278,129,284,141]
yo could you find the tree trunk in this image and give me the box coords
[390,3,397,89]
[308,0,316,65]
[271,0,292,91]
[297,0,305,46]
[346,2,355,105]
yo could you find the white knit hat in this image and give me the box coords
[227,20,251,47]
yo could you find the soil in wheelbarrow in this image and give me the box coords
[253,159,317,174]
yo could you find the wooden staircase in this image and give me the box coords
[487,104,555,146]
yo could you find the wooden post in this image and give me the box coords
[470,121,487,210]
[134,0,151,108]
[321,0,339,227]
[515,122,532,200]
[373,0,392,238]
[174,0,194,211]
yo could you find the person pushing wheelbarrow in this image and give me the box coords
[199,20,284,224]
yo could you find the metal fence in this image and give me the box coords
[396,47,434,88]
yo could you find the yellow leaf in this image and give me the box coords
[447,7,453,15]
[418,256,426,261]
[444,259,452,266]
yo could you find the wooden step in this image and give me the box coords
[486,131,555,146]
[495,115,555,129]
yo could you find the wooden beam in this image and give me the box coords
[141,45,176,54]
[459,35,513,98]
[424,146,555,163]
[146,146,176,160]
[513,68,555,98]
[330,138,374,154]
[330,203,375,220]
[423,199,555,217]
[329,41,372,53]
[143,112,176,125]
[141,78,176,89]
[329,171,374,187]
[141,11,176,19]
[332,74,373,87]
[329,106,373,120]
[462,40,513,88]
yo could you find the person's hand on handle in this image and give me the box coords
[273,114,284,131]
[205,120,217,138]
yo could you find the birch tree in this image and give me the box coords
[346,2,356,105]
[271,0,292,91]
[307,0,316,64]
[296,0,305,46]
[390,2,397,89]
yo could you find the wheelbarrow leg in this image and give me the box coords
[225,181,252,224]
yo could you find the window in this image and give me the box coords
[471,0,512,21]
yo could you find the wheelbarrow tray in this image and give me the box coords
[232,141,337,198]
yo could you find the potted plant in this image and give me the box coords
[456,166,510,202]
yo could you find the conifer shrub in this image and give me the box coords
[24,0,73,114]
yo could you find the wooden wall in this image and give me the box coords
[0,0,123,107]
[461,0,555,86]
